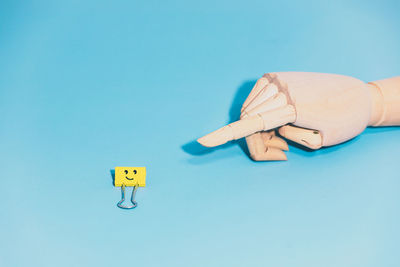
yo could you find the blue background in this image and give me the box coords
[1,0,399,266]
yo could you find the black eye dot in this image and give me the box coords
[133,170,137,174]
[124,170,128,174]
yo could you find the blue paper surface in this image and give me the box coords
[1,1,399,266]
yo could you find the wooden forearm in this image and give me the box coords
[368,76,400,126]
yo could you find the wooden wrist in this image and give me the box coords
[368,76,400,126]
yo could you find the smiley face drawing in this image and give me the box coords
[114,167,146,187]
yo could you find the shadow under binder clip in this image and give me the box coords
[114,167,146,209]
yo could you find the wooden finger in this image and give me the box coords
[241,77,269,112]
[245,133,287,161]
[241,92,287,118]
[278,125,322,149]
[260,132,289,151]
[242,83,279,113]
[197,105,296,147]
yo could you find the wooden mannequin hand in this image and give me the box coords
[198,72,400,161]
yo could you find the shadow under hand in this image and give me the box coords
[182,79,257,160]
[181,140,233,156]
[228,80,258,157]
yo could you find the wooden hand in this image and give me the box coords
[198,72,400,161]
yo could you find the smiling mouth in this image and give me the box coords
[125,177,134,180]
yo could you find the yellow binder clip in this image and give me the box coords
[114,167,146,209]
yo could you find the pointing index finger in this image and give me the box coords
[197,105,296,147]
